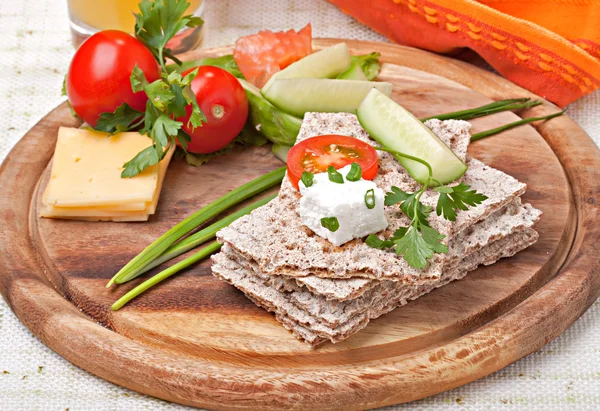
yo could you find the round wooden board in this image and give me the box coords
[0,39,598,410]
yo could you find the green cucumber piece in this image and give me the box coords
[357,88,467,185]
[337,61,368,81]
[238,78,302,146]
[263,78,393,117]
[261,43,351,92]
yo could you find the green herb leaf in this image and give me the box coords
[144,79,175,111]
[121,145,165,178]
[346,162,362,181]
[130,65,150,92]
[134,0,204,69]
[327,166,344,184]
[151,115,182,149]
[384,186,411,206]
[435,182,488,221]
[365,234,394,249]
[182,85,206,128]
[364,188,375,209]
[61,75,67,96]
[95,103,144,133]
[301,171,314,188]
[321,216,340,232]
[394,226,434,269]
[419,225,448,254]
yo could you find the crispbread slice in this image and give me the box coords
[212,228,539,346]
[216,158,526,282]
[217,113,526,282]
[222,198,541,308]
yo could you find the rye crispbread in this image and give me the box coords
[212,228,539,346]
[220,197,540,309]
[217,199,541,327]
[216,113,527,282]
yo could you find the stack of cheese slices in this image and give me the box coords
[212,112,542,346]
[41,127,174,222]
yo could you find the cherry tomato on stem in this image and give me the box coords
[179,66,249,154]
[66,30,161,127]
[287,135,379,189]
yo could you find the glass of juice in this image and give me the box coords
[67,0,205,53]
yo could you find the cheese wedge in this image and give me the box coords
[41,128,175,222]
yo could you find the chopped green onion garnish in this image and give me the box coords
[364,188,375,209]
[346,162,362,181]
[365,234,393,249]
[327,166,344,184]
[300,171,314,188]
[321,216,340,232]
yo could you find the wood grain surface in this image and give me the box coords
[0,39,598,410]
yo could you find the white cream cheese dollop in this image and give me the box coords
[299,164,388,246]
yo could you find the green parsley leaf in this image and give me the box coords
[301,171,314,188]
[321,216,340,232]
[61,75,67,96]
[346,162,362,181]
[121,145,165,178]
[327,166,344,184]
[394,226,434,269]
[95,103,144,133]
[419,225,448,254]
[384,186,411,206]
[145,79,175,111]
[387,187,432,227]
[365,234,394,249]
[130,65,150,92]
[182,85,206,128]
[435,182,488,221]
[151,115,182,149]
[364,188,375,209]
[134,0,204,69]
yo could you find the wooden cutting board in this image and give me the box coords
[0,39,598,410]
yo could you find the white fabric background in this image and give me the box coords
[1,0,599,410]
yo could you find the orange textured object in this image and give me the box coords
[329,0,600,106]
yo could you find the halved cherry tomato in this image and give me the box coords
[287,135,379,189]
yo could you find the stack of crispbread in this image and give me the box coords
[212,113,542,346]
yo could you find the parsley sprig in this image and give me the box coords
[366,147,487,269]
[95,0,205,178]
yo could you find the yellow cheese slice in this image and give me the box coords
[55,215,150,222]
[43,127,164,207]
[41,144,174,221]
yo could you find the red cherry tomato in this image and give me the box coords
[287,135,379,189]
[179,66,249,154]
[66,30,161,127]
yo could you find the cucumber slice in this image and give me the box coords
[357,88,467,185]
[261,43,351,92]
[337,61,368,81]
[263,78,393,117]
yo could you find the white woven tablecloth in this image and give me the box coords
[1,0,599,409]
